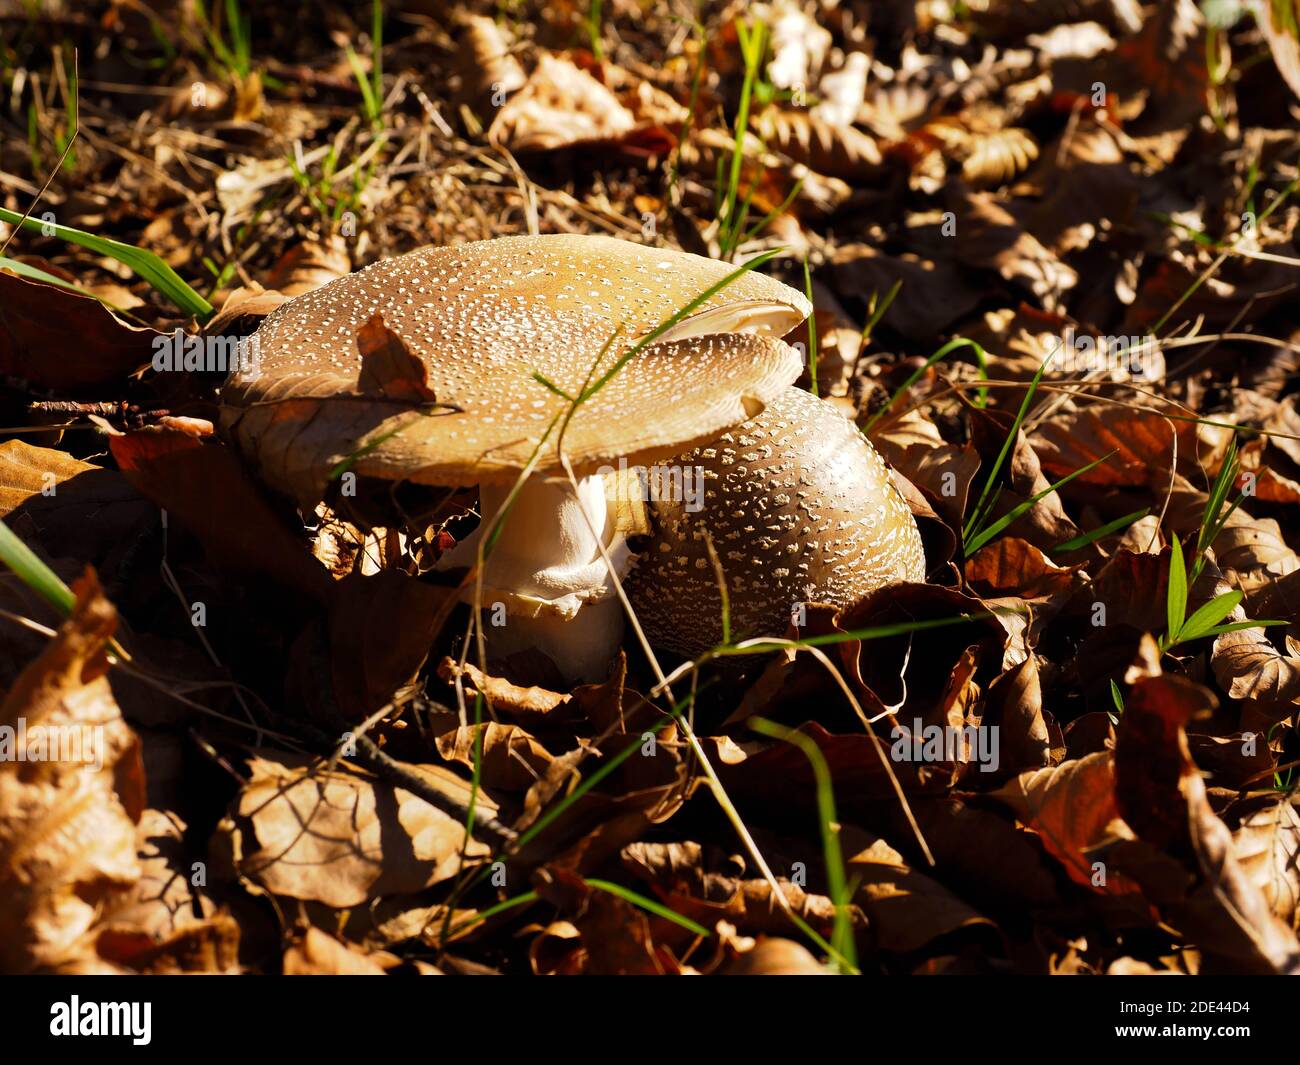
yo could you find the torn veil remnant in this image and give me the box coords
[219,234,811,682]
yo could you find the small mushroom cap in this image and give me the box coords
[222,235,810,492]
[626,386,926,658]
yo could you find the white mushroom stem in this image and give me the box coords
[440,473,632,684]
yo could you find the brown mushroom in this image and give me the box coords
[625,385,926,658]
[220,234,812,681]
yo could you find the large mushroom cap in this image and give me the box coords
[221,235,809,502]
[626,385,926,658]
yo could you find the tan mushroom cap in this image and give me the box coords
[222,235,810,492]
[626,386,926,658]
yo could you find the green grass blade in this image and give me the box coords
[1166,535,1188,646]
[714,612,995,656]
[749,717,858,973]
[1109,680,1125,716]
[1175,590,1242,645]
[859,280,902,349]
[0,206,213,321]
[583,878,711,938]
[0,254,139,318]
[802,255,817,397]
[1196,619,1289,640]
[961,351,1052,542]
[1053,508,1150,553]
[345,44,380,124]
[0,518,75,617]
[862,336,988,436]
[963,451,1113,556]
[445,890,539,940]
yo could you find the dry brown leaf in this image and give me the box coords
[0,270,164,389]
[830,245,982,338]
[437,657,574,723]
[967,403,1082,551]
[1111,657,1300,973]
[753,108,883,181]
[965,537,1080,600]
[264,238,351,297]
[228,750,492,908]
[533,865,674,974]
[434,722,558,791]
[992,752,1135,892]
[488,53,637,152]
[1024,122,1140,255]
[283,926,387,975]
[1253,0,1300,98]
[620,840,861,941]
[1211,627,1300,712]
[109,428,333,602]
[961,127,1039,186]
[0,571,145,973]
[869,409,981,533]
[1229,794,1300,931]
[98,809,220,945]
[0,440,153,571]
[841,826,995,953]
[1029,404,1195,487]
[983,654,1052,776]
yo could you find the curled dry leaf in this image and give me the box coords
[992,752,1136,893]
[982,654,1052,774]
[224,750,492,909]
[869,409,980,534]
[434,721,559,791]
[456,14,527,104]
[437,657,574,724]
[0,571,145,973]
[753,108,883,181]
[532,865,674,975]
[811,583,1009,724]
[202,285,289,337]
[620,840,862,942]
[967,403,1082,551]
[840,825,996,953]
[961,127,1039,187]
[488,53,637,153]
[1111,657,1300,973]
[94,809,239,974]
[1211,627,1300,713]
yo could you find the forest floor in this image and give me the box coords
[1,0,1300,976]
